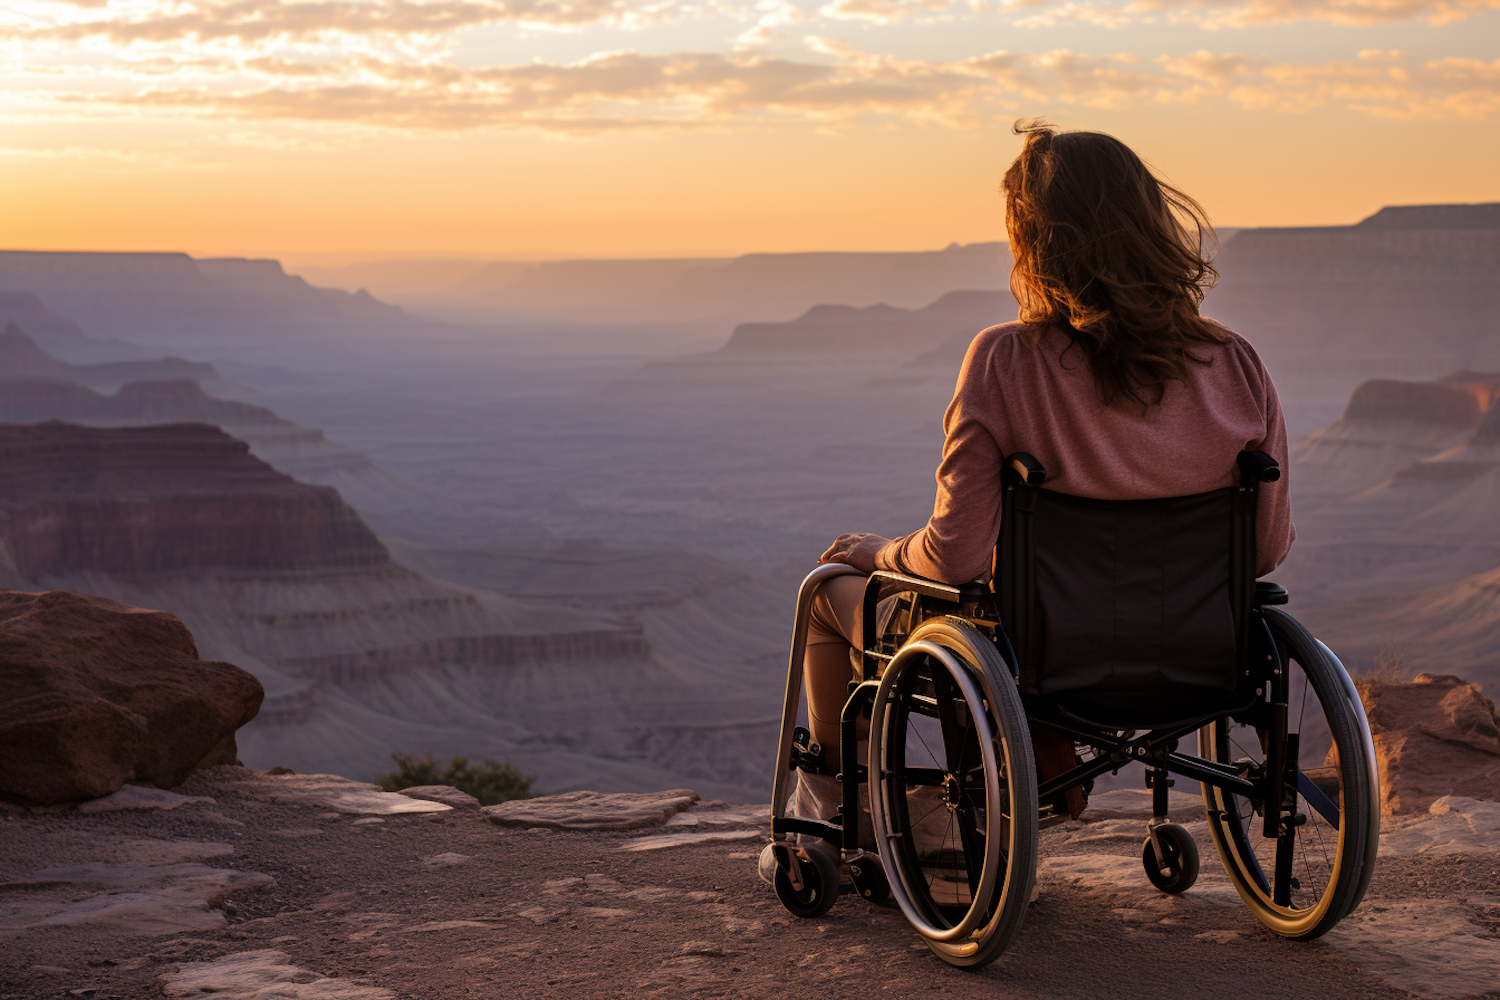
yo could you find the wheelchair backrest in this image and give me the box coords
[995,452,1270,728]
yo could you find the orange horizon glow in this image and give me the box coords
[4,2,1498,262]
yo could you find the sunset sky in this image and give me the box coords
[3,0,1498,258]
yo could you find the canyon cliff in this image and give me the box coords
[0,251,408,345]
[0,327,419,514]
[0,422,780,800]
[0,323,236,392]
[440,242,1011,326]
[1283,369,1500,684]
[0,423,388,578]
[0,293,85,345]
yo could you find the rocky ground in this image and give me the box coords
[2,768,1498,1000]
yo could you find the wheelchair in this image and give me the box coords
[767,451,1380,969]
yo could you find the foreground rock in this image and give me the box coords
[1362,673,1500,814]
[0,590,264,806]
[1,766,1497,1000]
[215,770,452,816]
[0,834,275,937]
[1380,796,1500,856]
[160,950,393,999]
[483,789,699,830]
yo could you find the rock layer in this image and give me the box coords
[0,589,264,806]
[0,323,231,391]
[0,422,390,578]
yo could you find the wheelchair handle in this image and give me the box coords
[1006,453,1047,487]
[1237,450,1281,484]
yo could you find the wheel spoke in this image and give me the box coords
[1296,771,1340,829]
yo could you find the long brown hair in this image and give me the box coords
[1002,120,1228,410]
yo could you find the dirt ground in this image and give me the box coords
[2,769,1498,1000]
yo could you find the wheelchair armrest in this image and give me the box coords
[1254,580,1289,606]
[861,571,991,671]
[867,570,990,606]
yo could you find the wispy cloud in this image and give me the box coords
[1157,0,1497,28]
[1004,0,1500,28]
[817,0,954,23]
[19,43,1495,133]
[4,0,666,45]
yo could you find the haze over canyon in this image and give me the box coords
[2,202,1498,801]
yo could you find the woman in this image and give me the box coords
[782,121,1293,854]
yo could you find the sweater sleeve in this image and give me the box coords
[877,336,1006,584]
[1248,350,1295,577]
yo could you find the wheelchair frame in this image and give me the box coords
[768,453,1381,967]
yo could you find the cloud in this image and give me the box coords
[1162,0,1500,28]
[998,0,1500,28]
[5,0,661,46]
[967,48,1161,107]
[817,0,953,23]
[20,42,1492,134]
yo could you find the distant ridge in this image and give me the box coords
[1355,203,1500,231]
[720,288,1014,357]
[1224,202,1500,239]
[0,322,236,392]
[1205,203,1500,362]
[0,377,279,426]
[0,293,85,344]
[410,242,1011,329]
[0,250,411,345]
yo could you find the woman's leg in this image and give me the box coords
[805,573,866,773]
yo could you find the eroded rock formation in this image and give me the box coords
[0,422,390,578]
[720,289,1015,357]
[0,250,405,343]
[1360,672,1500,815]
[0,589,264,805]
[0,328,411,506]
[1293,370,1500,503]
[0,323,230,391]
[0,376,275,426]
[1341,379,1486,428]
[0,292,85,343]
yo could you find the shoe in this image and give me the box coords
[758,771,844,886]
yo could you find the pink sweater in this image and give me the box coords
[876,321,1294,583]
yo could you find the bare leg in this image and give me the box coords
[806,573,866,772]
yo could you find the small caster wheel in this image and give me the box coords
[849,857,889,905]
[1143,823,1200,894]
[773,845,840,918]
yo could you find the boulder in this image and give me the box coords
[0,590,263,806]
[1361,673,1500,815]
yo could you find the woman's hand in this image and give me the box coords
[819,533,892,575]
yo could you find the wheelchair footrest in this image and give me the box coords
[772,816,843,846]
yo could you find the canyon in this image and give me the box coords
[0,201,1496,802]
[0,423,750,799]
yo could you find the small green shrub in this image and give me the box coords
[377,752,535,805]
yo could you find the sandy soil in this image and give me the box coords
[4,769,1497,1000]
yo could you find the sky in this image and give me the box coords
[2,0,1498,258]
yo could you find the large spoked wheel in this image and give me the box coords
[869,617,1038,969]
[1200,608,1380,940]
